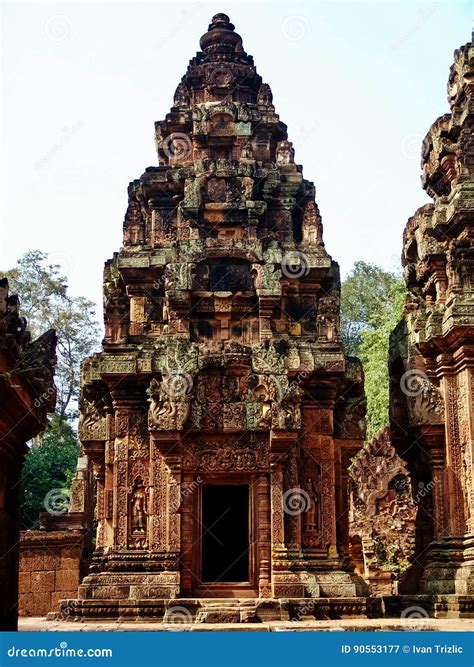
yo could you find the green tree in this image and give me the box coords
[20,415,80,529]
[2,250,100,421]
[1,250,100,527]
[341,261,405,440]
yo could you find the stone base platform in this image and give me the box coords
[21,616,474,632]
[55,597,374,623]
[383,594,474,619]
[55,594,474,623]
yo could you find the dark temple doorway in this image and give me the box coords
[201,485,249,583]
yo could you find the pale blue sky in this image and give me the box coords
[1,1,471,314]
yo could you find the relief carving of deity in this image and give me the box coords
[129,477,148,548]
[276,140,295,166]
[303,476,320,532]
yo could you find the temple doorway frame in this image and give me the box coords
[191,474,259,598]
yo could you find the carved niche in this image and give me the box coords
[299,454,322,547]
[128,476,149,549]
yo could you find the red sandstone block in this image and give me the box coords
[20,553,44,572]
[32,592,52,616]
[60,546,81,559]
[30,571,55,593]
[18,572,31,593]
[60,556,79,571]
[18,592,34,617]
[55,569,79,592]
[43,552,61,570]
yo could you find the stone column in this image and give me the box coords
[164,455,182,554]
[270,458,285,550]
[150,453,166,551]
[430,443,447,538]
[443,375,468,535]
[284,447,301,550]
[321,437,337,553]
[257,474,272,598]
[180,471,196,595]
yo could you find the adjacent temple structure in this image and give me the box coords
[68,14,367,621]
[0,279,56,629]
[389,40,474,617]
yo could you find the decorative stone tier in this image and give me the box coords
[383,594,474,620]
[57,596,372,623]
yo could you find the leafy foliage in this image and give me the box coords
[2,250,100,420]
[341,262,405,440]
[1,250,101,526]
[20,415,80,529]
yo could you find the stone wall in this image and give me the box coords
[19,531,83,617]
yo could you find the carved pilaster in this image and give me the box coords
[443,375,467,534]
[180,472,196,595]
[284,447,300,549]
[257,474,272,597]
[321,437,337,550]
[165,456,182,552]
[270,457,284,549]
[431,446,446,538]
[150,454,166,550]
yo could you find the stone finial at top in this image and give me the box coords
[199,13,244,54]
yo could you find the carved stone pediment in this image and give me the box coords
[407,377,444,426]
[79,398,107,441]
[183,437,269,471]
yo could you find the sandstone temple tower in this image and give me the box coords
[389,39,474,617]
[71,14,366,620]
